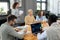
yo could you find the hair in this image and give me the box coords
[7,15,17,22]
[38,10,45,17]
[28,9,33,13]
[12,2,19,9]
[48,14,58,26]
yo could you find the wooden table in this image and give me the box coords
[24,33,37,40]
[24,25,38,40]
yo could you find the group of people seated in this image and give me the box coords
[0,2,60,40]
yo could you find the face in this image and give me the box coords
[16,4,19,8]
[40,11,43,16]
[10,19,16,26]
[29,11,33,16]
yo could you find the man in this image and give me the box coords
[46,15,60,40]
[0,15,26,40]
[37,14,60,40]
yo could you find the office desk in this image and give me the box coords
[24,25,38,40]
[24,33,37,40]
[15,25,37,40]
[23,22,49,40]
[15,24,49,40]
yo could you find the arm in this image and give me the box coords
[12,9,19,17]
[37,31,47,40]
[33,16,36,22]
[16,26,27,30]
[25,16,32,25]
[36,15,39,21]
[43,16,48,21]
[6,26,26,39]
[11,9,16,15]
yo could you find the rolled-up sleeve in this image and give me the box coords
[37,31,47,40]
[6,26,25,39]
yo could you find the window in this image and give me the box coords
[37,0,41,1]
[37,3,40,10]
[36,0,47,10]
[42,3,46,10]
[42,0,46,1]
[0,2,8,15]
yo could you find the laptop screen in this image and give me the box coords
[31,23,41,34]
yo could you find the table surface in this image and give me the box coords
[23,25,38,40]
[24,33,38,40]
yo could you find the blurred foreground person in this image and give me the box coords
[0,15,26,40]
[37,15,60,40]
[46,15,59,40]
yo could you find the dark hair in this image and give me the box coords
[12,2,19,9]
[7,15,17,22]
[48,14,58,26]
[38,10,45,17]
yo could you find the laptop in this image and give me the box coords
[31,23,41,34]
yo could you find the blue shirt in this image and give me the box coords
[36,15,48,21]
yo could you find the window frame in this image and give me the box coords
[36,0,47,10]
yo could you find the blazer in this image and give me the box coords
[25,15,36,25]
[47,22,60,40]
[0,22,25,40]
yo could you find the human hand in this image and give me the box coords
[14,28,20,32]
[24,29,27,33]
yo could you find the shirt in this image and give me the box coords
[37,31,47,40]
[12,9,25,23]
[0,22,26,40]
[36,15,48,21]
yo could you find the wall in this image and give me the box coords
[47,0,58,16]
[25,0,36,15]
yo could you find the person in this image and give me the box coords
[36,10,48,28]
[11,2,21,23]
[0,15,26,40]
[24,9,38,40]
[46,15,59,40]
[37,14,60,40]
[36,10,48,22]
[25,9,37,32]
[25,9,36,25]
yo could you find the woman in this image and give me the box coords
[36,10,49,28]
[12,2,20,23]
[36,10,47,22]
[25,9,36,25]
[24,9,37,40]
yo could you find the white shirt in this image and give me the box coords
[37,31,47,40]
[12,9,21,23]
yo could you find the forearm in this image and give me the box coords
[37,31,47,40]
[7,27,25,39]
